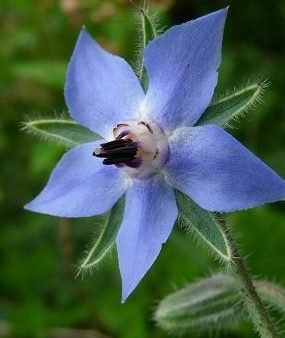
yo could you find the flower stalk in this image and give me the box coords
[217,215,279,338]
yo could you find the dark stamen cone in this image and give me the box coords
[93,138,140,167]
[101,139,128,150]
[103,157,136,165]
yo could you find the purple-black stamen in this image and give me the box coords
[100,139,128,150]
[117,130,130,139]
[93,138,140,167]
[103,157,136,165]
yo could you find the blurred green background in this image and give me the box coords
[1,0,285,337]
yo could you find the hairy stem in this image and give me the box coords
[217,215,279,338]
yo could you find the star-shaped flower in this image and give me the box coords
[25,8,285,302]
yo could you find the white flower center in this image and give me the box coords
[94,120,169,179]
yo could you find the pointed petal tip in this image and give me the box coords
[116,177,177,304]
[202,7,228,24]
[121,293,127,304]
[65,20,144,139]
[23,197,51,216]
[24,143,127,218]
[23,199,53,216]
[23,201,32,211]
[79,26,92,40]
[166,126,285,213]
[143,6,229,131]
[222,6,229,17]
[74,26,93,50]
[210,7,229,20]
[24,198,50,215]
[24,198,40,213]
[121,284,135,304]
[216,6,229,13]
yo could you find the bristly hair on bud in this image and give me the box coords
[154,273,242,336]
[129,0,166,91]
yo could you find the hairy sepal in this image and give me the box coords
[255,281,285,314]
[79,198,125,273]
[22,117,100,148]
[154,273,242,336]
[176,191,232,263]
[133,3,160,90]
[155,274,285,336]
[197,80,269,127]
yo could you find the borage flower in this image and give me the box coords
[25,8,285,302]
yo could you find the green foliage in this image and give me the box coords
[138,8,158,87]
[176,191,232,262]
[197,81,268,127]
[133,2,160,90]
[140,8,158,48]
[79,198,125,272]
[11,61,66,88]
[154,273,242,335]
[1,0,285,337]
[22,118,100,148]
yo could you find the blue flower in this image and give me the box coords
[25,8,285,302]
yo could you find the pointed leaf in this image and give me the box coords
[155,274,242,335]
[134,3,159,90]
[79,198,125,271]
[22,118,100,148]
[197,81,268,127]
[176,191,232,262]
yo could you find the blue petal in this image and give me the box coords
[25,141,127,217]
[165,125,285,212]
[65,28,145,140]
[142,8,228,132]
[117,175,178,302]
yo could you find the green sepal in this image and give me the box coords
[197,81,268,127]
[79,198,125,272]
[154,273,242,335]
[176,191,232,262]
[135,4,158,90]
[22,118,100,148]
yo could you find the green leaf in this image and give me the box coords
[154,273,242,335]
[79,198,125,271]
[22,118,100,148]
[139,8,157,82]
[11,61,66,88]
[176,191,232,262]
[197,81,268,127]
[132,2,159,90]
[255,281,285,314]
